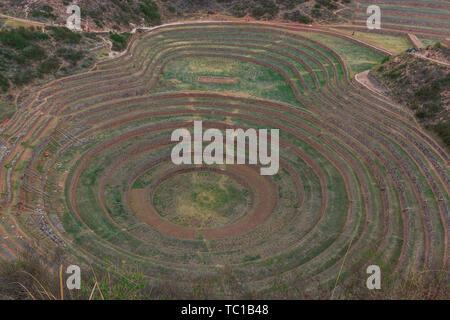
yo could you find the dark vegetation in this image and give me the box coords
[316,0,338,10]
[46,26,82,44]
[110,32,132,52]
[31,4,57,20]
[372,46,450,147]
[0,26,98,94]
[250,0,280,19]
[85,0,161,28]
[283,10,312,24]
[0,0,353,29]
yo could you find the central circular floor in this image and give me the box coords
[152,170,251,229]
[128,165,278,240]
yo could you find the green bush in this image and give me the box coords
[138,0,161,25]
[167,5,176,13]
[13,54,27,65]
[110,33,131,51]
[283,11,312,24]
[12,69,36,85]
[316,0,338,10]
[438,74,449,86]
[39,57,60,74]
[0,30,29,49]
[31,9,56,20]
[56,48,84,64]
[0,74,9,93]
[434,120,450,147]
[46,26,82,44]
[230,3,248,17]
[0,27,48,50]
[93,18,104,28]
[415,81,440,101]
[42,5,54,13]
[387,70,400,79]
[311,8,321,18]
[251,0,279,19]
[22,44,47,61]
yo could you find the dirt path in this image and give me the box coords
[412,52,450,67]
[354,70,387,96]
[407,33,425,49]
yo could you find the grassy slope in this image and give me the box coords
[155,57,299,105]
[333,29,411,55]
[300,32,386,76]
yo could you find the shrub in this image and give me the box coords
[42,5,54,13]
[13,54,27,65]
[316,0,338,10]
[283,11,312,24]
[93,18,104,28]
[311,8,321,18]
[167,5,176,13]
[110,33,131,52]
[39,57,60,74]
[251,0,279,19]
[46,26,82,44]
[138,0,161,25]
[31,8,56,20]
[56,48,84,64]
[434,120,450,147]
[415,81,440,101]
[12,69,36,85]
[387,70,400,79]
[230,3,248,17]
[0,30,29,49]
[22,44,47,61]
[0,74,9,92]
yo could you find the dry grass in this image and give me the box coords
[1,248,447,299]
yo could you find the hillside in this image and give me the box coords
[0,0,354,31]
[371,45,450,147]
[0,26,112,107]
